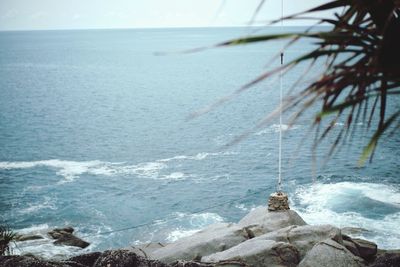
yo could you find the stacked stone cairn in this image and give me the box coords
[268,191,290,211]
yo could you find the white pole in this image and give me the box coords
[278,0,284,192]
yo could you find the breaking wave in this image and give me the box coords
[293,182,400,249]
[0,151,237,184]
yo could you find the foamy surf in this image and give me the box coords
[292,182,400,249]
[0,151,237,183]
[254,124,300,136]
[11,223,111,259]
[132,212,224,245]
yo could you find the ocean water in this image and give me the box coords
[0,27,399,258]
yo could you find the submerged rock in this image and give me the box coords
[202,239,299,267]
[298,239,366,267]
[53,233,90,249]
[150,223,249,264]
[238,207,306,237]
[48,227,74,240]
[15,234,44,242]
[48,227,89,249]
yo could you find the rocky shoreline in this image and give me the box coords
[1,206,399,267]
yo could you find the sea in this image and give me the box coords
[0,27,399,259]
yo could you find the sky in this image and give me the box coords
[0,0,332,31]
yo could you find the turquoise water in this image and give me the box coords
[0,27,399,258]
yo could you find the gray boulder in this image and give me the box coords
[238,207,306,237]
[127,243,165,258]
[343,240,361,257]
[351,238,377,261]
[150,223,250,264]
[202,239,299,267]
[371,251,400,267]
[252,224,343,259]
[298,239,366,267]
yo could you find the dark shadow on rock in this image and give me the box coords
[93,249,169,267]
[67,252,101,267]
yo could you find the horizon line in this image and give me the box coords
[0,24,330,33]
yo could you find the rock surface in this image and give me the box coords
[127,243,165,258]
[93,249,168,267]
[370,251,400,267]
[202,239,299,267]
[171,261,214,267]
[48,228,90,249]
[67,252,102,267]
[0,255,68,267]
[150,223,249,263]
[298,239,366,267]
[351,238,377,261]
[15,234,44,242]
[252,224,343,259]
[238,207,306,237]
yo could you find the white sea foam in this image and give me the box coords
[255,124,300,135]
[166,229,200,242]
[134,212,224,244]
[234,203,257,212]
[164,212,224,242]
[0,151,237,183]
[161,172,186,180]
[10,224,84,259]
[12,223,111,259]
[293,182,400,249]
[158,151,237,162]
[19,196,57,214]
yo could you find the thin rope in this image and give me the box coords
[80,187,270,238]
[277,0,284,192]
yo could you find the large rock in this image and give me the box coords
[238,207,306,237]
[150,223,250,264]
[202,239,299,267]
[351,238,377,261]
[127,243,166,258]
[371,251,400,267]
[93,250,168,267]
[298,239,366,267]
[53,233,90,249]
[48,227,74,239]
[252,224,343,259]
[48,227,90,249]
